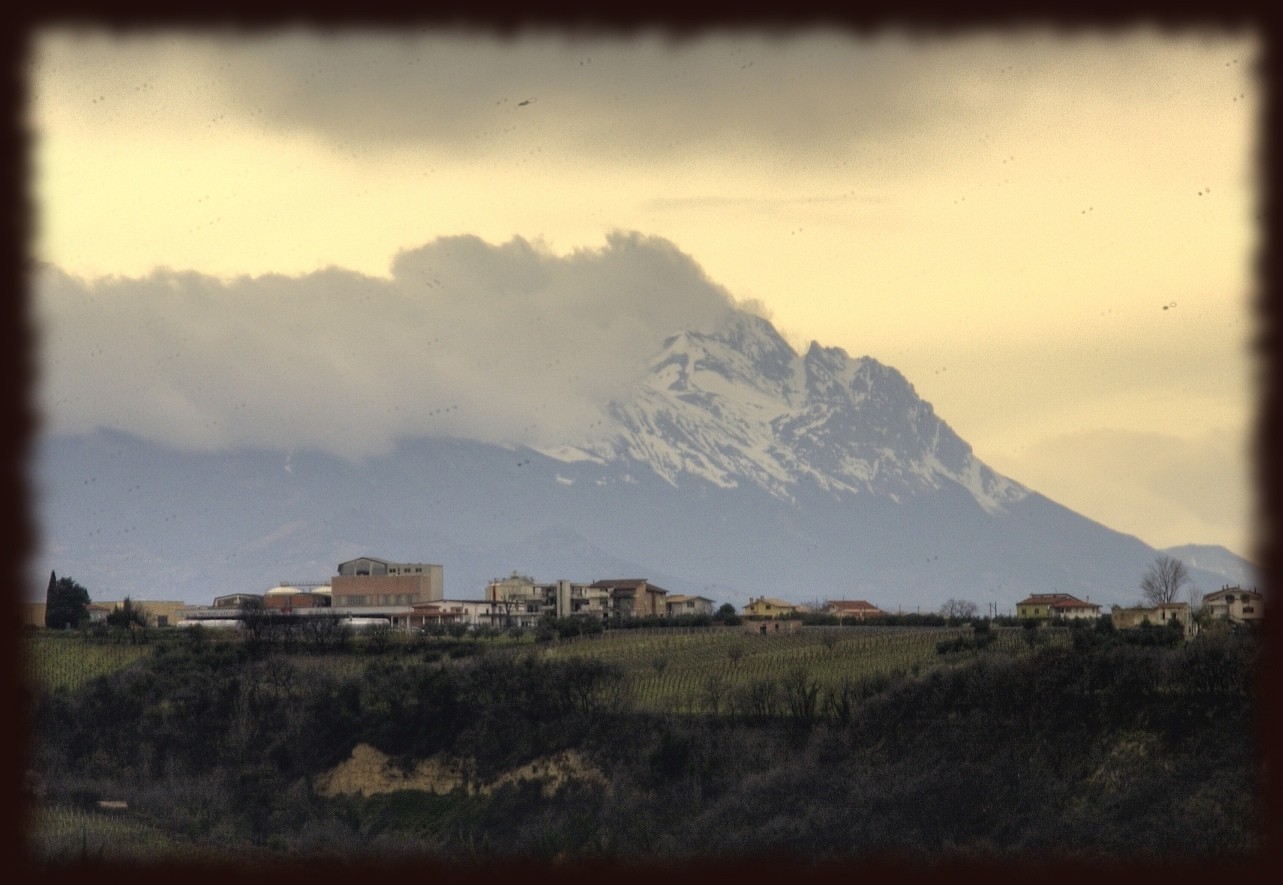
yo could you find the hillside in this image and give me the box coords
[26,626,1262,866]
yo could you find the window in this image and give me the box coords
[1224,595,1235,603]
[1243,607,1255,614]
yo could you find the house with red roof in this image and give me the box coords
[823,600,885,621]
[1015,593,1101,622]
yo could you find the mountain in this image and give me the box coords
[1161,544,1260,592]
[28,312,1247,612]
[541,314,1026,514]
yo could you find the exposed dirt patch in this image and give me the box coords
[314,743,608,799]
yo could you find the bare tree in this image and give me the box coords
[701,674,727,716]
[939,598,978,619]
[1140,554,1190,605]
[1186,581,1206,621]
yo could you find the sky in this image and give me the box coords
[27,27,1260,559]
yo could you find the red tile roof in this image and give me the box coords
[826,600,882,613]
[1018,593,1097,609]
[589,579,668,594]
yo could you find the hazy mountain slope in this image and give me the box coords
[31,428,1234,612]
[1161,544,1259,591]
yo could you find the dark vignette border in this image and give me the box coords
[1,2,1275,884]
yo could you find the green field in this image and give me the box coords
[28,805,201,865]
[513,625,1066,713]
[22,633,155,694]
[23,624,1067,713]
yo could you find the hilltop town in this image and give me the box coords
[25,554,1264,638]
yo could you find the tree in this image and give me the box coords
[106,596,147,629]
[107,597,149,644]
[939,598,978,619]
[45,572,90,629]
[1141,554,1190,606]
[714,602,741,626]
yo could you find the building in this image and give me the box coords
[411,599,506,628]
[483,574,556,626]
[93,600,189,628]
[19,603,45,628]
[665,595,715,617]
[1201,586,1264,625]
[1111,602,1196,638]
[589,579,669,618]
[824,600,884,621]
[484,573,612,622]
[331,557,444,608]
[85,603,114,624]
[481,575,672,621]
[214,593,263,609]
[743,597,799,619]
[263,585,332,611]
[1015,593,1101,622]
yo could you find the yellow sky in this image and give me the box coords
[28,28,1261,557]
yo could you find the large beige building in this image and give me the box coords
[93,599,189,628]
[330,557,444,608]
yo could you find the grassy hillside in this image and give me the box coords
[529,625,1064,712]
[23,631,155,694]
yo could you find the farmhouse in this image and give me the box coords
[665,595,715,617]
[743,597,800,619]
[1015,593,1100,622]
[1201,586,1264,625]
[1110,602,1197,638]
[824,600,884,621]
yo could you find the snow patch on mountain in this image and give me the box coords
[536,311,1029,513]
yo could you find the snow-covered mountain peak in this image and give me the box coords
[650,312,802,404]
[542,310,1028,512]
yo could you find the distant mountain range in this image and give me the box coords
[30,311,1257,612]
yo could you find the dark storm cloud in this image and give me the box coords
[44,30,1044,164]
[217,31,940,160]
[215,31,1239,162]
[36,233,738,458]
[38,30,1249,198]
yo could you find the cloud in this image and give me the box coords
[39,30,1248,168]
[34,232,738,459]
